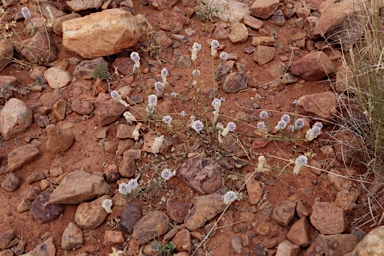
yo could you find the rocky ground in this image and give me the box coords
[0,0,384,255]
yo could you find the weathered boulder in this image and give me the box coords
[352,226,384,256]
[63,9,141,59]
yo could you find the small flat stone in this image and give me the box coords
[94,93,126,126]
[21,237,56,256]
[310,202,347,235]
[184,194,227,231]
[231,236,243,254]
[222,72,248,93]
[244,15,264,30]
[245,172,263,205]
[44,67,71,89]
[0,229,15,250]
[71,99,94,115]
[104,231,124,245]
[6,144,39,172]
[132,211,171,245]
[118,155,136,178]
[46,123,74,153]
[0,39,13,71]
[298,91,337,120]
[253,46,275,65]
[1,173,22,192]
[0,98,33,141]
[272,201,296,226]
[31,191,65,224]
[275,240,300,256]
[73,57,109,80]
[172,229,192,254]
[229,23,248,43]
[167,201,192,223]
[119,202,142,234]
[286,217,310,247]
[52,99,67,121]
[61,222,83,250]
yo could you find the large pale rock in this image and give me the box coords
[44,67,71,89]
[63,9,141,59]
[352,226,384,256]
[176,154,222,195]
[132,211,171,245]
[75,195,111,229]
[184,194,227,231]
[0,39,13,71]
[21,32,57,64]
[66,0,103,12]
[52,13,81,36]
[201,0,250,23]
[49,170,110,204]
[20,237,56,256]
[61,222,83,251]
[290,51,336,81]
[298,91,338,120]
[148,0,178,10]
[313,0,364,48]
[310,202,347,235]
[46,123,74,153]
[250,0,280,19]
[7,144,39,172]
[31,191,65,224]
[0,98,32,140]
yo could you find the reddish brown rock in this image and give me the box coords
[272,201,296,227]
[1,173,22,192]
[94,93,126,126]
[148,0,178,10]
[21,31,57,64]
[31,191,65,224]
[245,172,263,205]
[119,202,142,234]
[46,123,75,153]
[298,91,338,120]
[172,229,192,254]
[132,211,171,245]
[286,217,310,247]
[71,99,94,115]
[310,202,347,235]
[167,201,192,223]
[250,0,280,19]
[290,51,336,81]
[52,99,67,121]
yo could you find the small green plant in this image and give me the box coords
[91,63,110,80]
[153,241,176,256]
[195,0,216,22]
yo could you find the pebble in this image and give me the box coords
[119,202,142,234]
[231,236,243,254]
[1,173,22,192]
[6,144,39,172]
[31,191,65,224]
[132,211,171,245]
[61,222,83,250]
[272,201,296,226]
[75,195,111,229]
[44,67,71,89]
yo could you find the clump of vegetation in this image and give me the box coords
[91,63,110,80]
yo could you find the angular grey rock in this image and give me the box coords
[61,222,83,251]
[184,194,227,231]
[0,39,13,71]
[310,202,347,235]
[0,229,15,250]
[298,91,337,120]
[31,191,65,224]
[132,211,171,245]
[272,201,296,227]
[250,0,280,19]
[46,123,75,153]
[21,32,57,64]
[176,154,222,195]
[222,72,248,93]
[290,51,336,81]
[6,144,39,172]
[20,237,55,256]
[0,98,32,141]
[352,226,384,256]
[74,195,110,229]
[270,9,285,26]
[119,202,142,234]
[66,0,103,12]
[49,170,110,204]
[44,67,71,89]
[1,173,22,192]
[63,9,141,59]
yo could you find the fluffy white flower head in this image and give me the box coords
[219,52,229,60]
[259,110,268,119]
[101,199,113,213]
[161,68,169,77]
[191,120,204,133]
[161,169,174,181]
[21,7,31,19]
[163,115,172,125]
[294,118,304,130]
[123,111,136,124]
[275,120,287,130]
[224,191,238,204]
[154,81,163,91]
[151,135,164,154]
[148,94,158,106]
[257,121,266,130]
[281,114,291,124]
[293,155,308,175]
